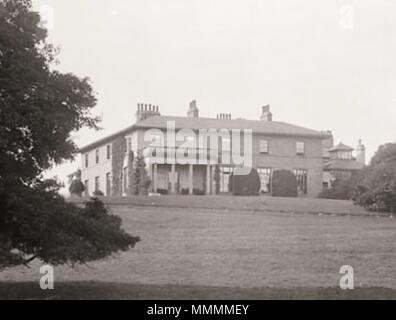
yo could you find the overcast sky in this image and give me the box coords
[32,0,396,185]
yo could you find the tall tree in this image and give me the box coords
[129,152,151,196]
[0,0,139,269]
[353,143,396,212]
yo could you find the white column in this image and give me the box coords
[189,164,194,195]
[206,165,211,194]
[153,164,158,192]
[170,164,176,194]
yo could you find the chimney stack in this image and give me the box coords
[135,102,161,122]
[187,100,199,118]
[216,113,232,120]
[260,105,272,121]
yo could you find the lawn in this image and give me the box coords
[1,197,395,299]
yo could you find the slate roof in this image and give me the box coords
[79,115,330,153]
[329,142,354,152]
[134,116,329,137]
[324,159,365,171]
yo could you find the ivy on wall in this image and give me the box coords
[127,150,135,196]
[111,136,126,196]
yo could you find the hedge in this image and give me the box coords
[231,168,261,196]
[271,170,297,197]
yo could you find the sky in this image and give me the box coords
[31,0,396,187]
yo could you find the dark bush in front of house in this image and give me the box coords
[157,188,169,195]
[228,173,234,193]
[180,188,204,195]
[93,190,104,197]
[352,144,396,212]
[319,175,359,200]
[193,188,205,195]
[232,168,261,196]
[69,179,85,197]
[271,170,297,197]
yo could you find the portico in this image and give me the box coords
[150,162,212,195]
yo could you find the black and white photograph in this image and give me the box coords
[0,0,395,304]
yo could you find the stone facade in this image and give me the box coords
[79,102,330,198]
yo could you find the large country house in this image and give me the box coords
[78,101,364,198]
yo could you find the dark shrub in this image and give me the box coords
[69,179,85,196]
[232,168,260,196]
[181,188,189,195]
[352,161,396,212]
[93,190,104,197]
[193,188,205,195]
[214,165,221,194]
[271,170,297,197]
[0,181,139,268]
[157,188,168,195]
[319,178,356,200]
[228,173,234,193]
[351,143,396,213]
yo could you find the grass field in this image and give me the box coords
[1,196,395,299]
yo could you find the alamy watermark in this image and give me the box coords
[339,5,354,30]
[339,265,354,290]
[144,121,253,175]
[39,265,54,290]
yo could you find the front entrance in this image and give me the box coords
[153,164,210,195]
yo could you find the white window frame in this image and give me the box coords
[296,141,305,155]
[257,167,272,193]
[259,140,269,154]
[95,176,100,191]
[95,149,100,164]
[293,168,308,195]
[107,144,111,160]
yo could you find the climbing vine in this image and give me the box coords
[127,150,135,196]
[111,136,126,196]
[129,151,151,196]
